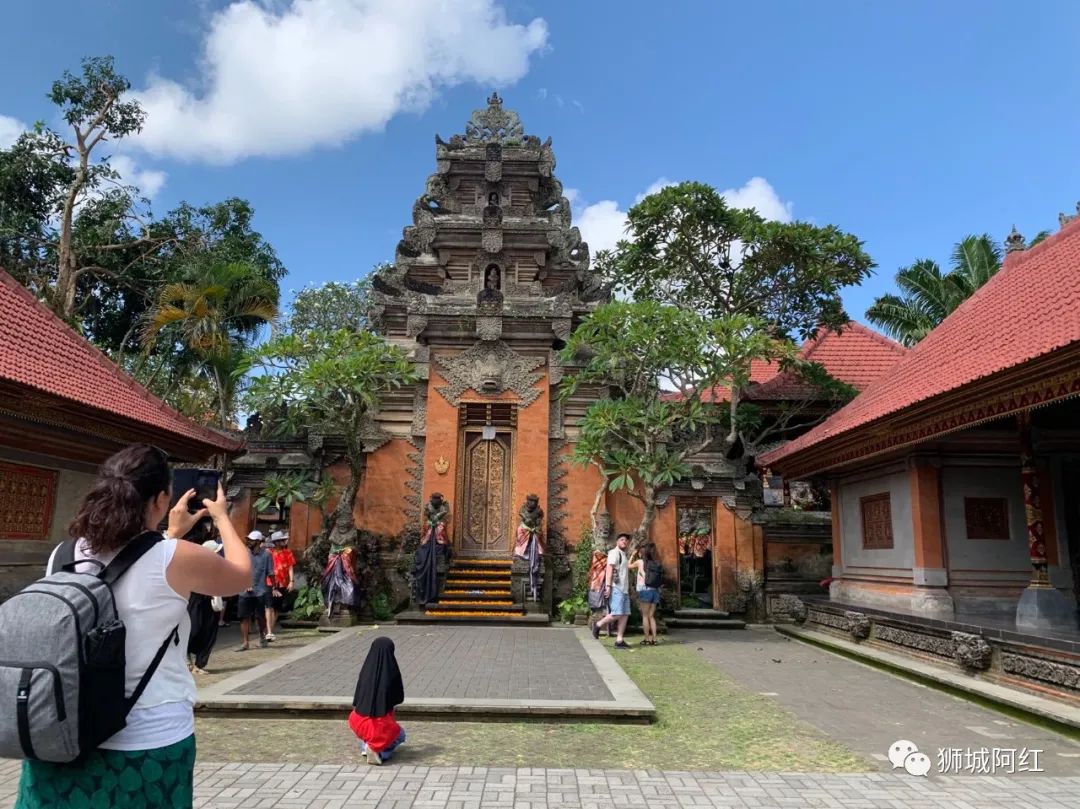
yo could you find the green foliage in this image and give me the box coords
[557,594,588,623]
[288,271,381,336]
[370,592,394,621]
[290,585,325,621]
[571,523,595,600]
[246,330,413,441]
[308,476,339,510]
[254,472,312,516]
[561,303,791,532]
[866,234,1004,346]
[596,181,874,341]
[49,56,145,136]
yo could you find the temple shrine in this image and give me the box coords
[233,96,909,622]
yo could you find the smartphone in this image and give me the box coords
[172,468,221,513]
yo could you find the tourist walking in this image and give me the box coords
[265,530,295,641]
[591,532,632,648]
[634,543,662,645]
[14,444,251,809]
[237,530,273,651]
[348,637,407,766]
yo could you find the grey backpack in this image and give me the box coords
[0,532,179,762]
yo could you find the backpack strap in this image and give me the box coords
[99,531,164,587]
[51,540,75,575]
[126,625,180,712]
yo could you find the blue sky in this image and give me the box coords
[3,0,1080,328]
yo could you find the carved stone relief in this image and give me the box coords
[464,93,524,144]
[1001,651,1080,691]
[475,315,503,341]
[844,611,871,640]
[951,632,992,671]
[874,625,956,659]
[435,341,546,406]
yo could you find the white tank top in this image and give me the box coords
[48,537,196,750]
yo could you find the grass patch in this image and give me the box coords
[195,636,869,771]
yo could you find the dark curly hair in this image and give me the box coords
[69,445,171,554]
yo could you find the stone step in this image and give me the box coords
[440,589,513,599]
[664,618,746,630]
[452,558,513,567]
[396,610,549,626]
[428,601,524,613]
[673,608,731,619]
[446,569,512,578]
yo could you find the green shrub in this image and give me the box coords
[291,585,325,620]
[557,594,588,623]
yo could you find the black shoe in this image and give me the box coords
[591,623,601,640]
[614,641,632,649]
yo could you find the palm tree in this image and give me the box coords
[142,261,279,427]
[866,234,1003,347]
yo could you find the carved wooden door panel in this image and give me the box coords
[459,431,512,556]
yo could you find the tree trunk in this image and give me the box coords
[634,487,658,549]
[55,147,89,321]
[589,463,610,550]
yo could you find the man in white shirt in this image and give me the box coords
[591,533,632,648]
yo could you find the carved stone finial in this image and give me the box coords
[1060,202,1080,229]
[1005,225,1026,253]
[465,94,525,144]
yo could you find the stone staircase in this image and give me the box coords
[665,608,745,630]
[396,558,548,625]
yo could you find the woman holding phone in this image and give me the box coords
[16,444,253,809]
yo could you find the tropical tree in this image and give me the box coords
[254,472,313,523]
[142,261,279,427]
[287,272,380,336]
[0,57,164,321]
[866,233,1044,346]
[597,181,874,341]
[244,329,416,545]
[561,301,791,541]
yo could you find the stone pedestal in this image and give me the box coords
[1015,585,1075,631]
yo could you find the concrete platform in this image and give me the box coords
[196,625,655,723]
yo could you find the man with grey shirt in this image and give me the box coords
[591,533,632,648]
[237,530,273,650]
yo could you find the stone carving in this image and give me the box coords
[547,438,570,544]
[844,611,871,640]
[547,350,565,385]
[406,314,428,339]
[771,594,808,624]
[358,421,392,453]
[410,388,427,437]
[1059,201,1080,229]
[808,608,849,633]
[1005,225,1026,253]
[951,632,992,671]
[435,340,545,406]
[552,318,573,342]
[874,625,956,659]
[475,315,502,341]
[464,92,525,144]
[403,436,425,526]
[1001,651,1080,691]
[481,228,503,254]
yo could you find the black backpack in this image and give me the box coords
[0,532,179,762]
[644,560,663,588]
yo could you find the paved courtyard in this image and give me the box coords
[687,627,1080,776]
[232,626,612,701]
[4,760,1080,809]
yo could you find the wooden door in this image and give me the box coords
[458,431,512,556]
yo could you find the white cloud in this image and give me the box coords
[569,176,793,256]
[109,155,168,200]
[0,114,27,148]
[132,0,548,163]
[575,199,628,255]
[720,176,793,223]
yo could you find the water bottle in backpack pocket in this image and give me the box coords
[0,533,178,762]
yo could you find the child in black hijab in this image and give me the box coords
[348,636,406,765]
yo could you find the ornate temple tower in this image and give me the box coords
[361,95,609,583]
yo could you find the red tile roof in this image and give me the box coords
[0,270,241,455]
[762,217,1080,471]
[701,321,907,403]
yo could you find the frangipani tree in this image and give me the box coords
[561,301,791,542]
[244,329,415,544]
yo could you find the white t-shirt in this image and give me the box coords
[607,547,629,592]
[48,537,195,751]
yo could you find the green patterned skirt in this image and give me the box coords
[16,735,195,809]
